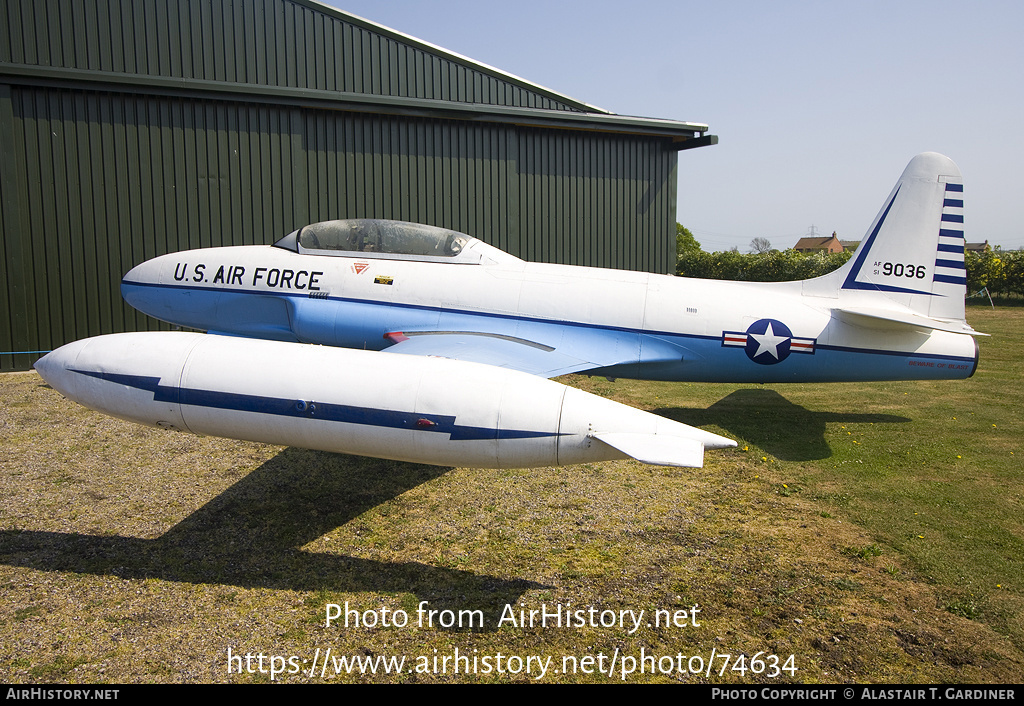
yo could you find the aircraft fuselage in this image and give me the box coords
[121,240,978,384]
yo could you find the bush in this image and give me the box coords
[966,250,1024,297]
[673,224,1022,296]
[676,249,852,282]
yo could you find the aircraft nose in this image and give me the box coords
[122,257,161,289]
[121,255,173,315]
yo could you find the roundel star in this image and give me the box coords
[744,319,793,365]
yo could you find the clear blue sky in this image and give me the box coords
[324,0,1021,252]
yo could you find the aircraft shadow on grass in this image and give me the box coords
[656,388,911,461]
[0,448,543,630]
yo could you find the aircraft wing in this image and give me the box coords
[590,433,706,468]
[381,331,601,377]
[381,327,689,378]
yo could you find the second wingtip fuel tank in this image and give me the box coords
[34,332,736,468]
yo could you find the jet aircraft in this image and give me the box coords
[35,153,981,469]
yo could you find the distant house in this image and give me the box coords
[839,240,860,252]
[965,240,990,253]
[793,232,843,254]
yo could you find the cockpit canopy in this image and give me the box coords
[273,219,477,262]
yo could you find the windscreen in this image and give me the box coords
[293,220,468,257]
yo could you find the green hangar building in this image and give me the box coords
[0,0,715,371]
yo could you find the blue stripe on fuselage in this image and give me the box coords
[119,281,977,382]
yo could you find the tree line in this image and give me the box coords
[674,225,1023,297]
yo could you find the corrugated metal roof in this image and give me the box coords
[0,0,711,143]
[322,1,612,113]
[0,0,590,111]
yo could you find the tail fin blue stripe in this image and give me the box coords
[842,187,907,292]
[838,158,967,303]
[933,181,967,293]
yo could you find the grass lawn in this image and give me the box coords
[1,306,1021,683]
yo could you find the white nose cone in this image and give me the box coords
[120,254,179,321]
[32,347,67,389]
[34,339,90,401]
[34,335,195,431]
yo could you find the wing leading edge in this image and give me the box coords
[382,328,691,379]
[383,331,595,377]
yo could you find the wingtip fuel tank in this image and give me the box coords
[35,333,735,469]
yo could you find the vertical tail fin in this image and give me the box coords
[807,153,968,323]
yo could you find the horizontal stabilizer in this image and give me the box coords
[833,307,987,336]
[590,432,708,468]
